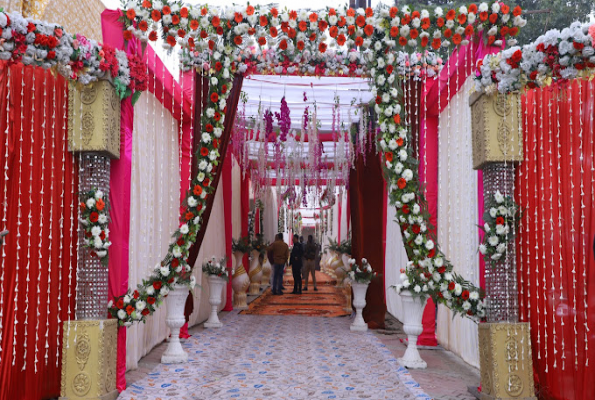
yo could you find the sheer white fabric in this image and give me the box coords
[436,77,480,368]
[262,187,279,243]
[231,158,242,238]
[384,200,409,321]
[188,186,228,327]
[126,92,181,370]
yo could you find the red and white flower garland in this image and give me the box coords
[108,1,527,323]
[79,189,111,266]
[479,191,521,266]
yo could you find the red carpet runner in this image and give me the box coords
[240,270,351,317]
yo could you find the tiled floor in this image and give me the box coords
[125,282,480,400]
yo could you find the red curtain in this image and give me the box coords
[350,147,387,329]
[0,63,78,400]
[517,79,595,400]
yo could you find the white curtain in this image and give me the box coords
[384,201,409,321]
[436,77,480,368]
[262,187,279,243]
[231,157,242,239]
[188,186,227,327]
[126,92,181,370]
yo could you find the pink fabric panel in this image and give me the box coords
[222,154,234,310]
[101,9,139,392]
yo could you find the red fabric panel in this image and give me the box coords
[222,154,233,310]
[241,171,250,269]
[349,150,387,329]
[517,80,595,400]
[0,63,78,400]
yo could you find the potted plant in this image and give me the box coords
[345,258,378,332]
[202,256,229,328]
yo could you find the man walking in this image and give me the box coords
[303,235,318,291]
[289,234,304,294]
[267,233,290,295]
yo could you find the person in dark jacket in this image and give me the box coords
[266,233,290,295]
[303,235,318,291]
[289,234,304,294]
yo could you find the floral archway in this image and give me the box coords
[107,1,527,324]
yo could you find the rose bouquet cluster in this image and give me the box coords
[202,256,229,281]
[475,22,595,94]
[479,190,521,266]
[0,10,147,101]
[346,258,378,284]
[231,236,252,253]
[79,188,111,266]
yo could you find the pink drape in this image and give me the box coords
[222,154,233,310]
[101,9,139,392]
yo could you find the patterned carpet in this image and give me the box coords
[118,313,432,400]
[241,270,350,317]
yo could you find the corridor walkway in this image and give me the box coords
[118,312,432,400]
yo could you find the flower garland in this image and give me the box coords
[0,10,148,101]
[475,22,595,94]
[479,191,521,266]
[346,257,378,284]
[109,1,526,324]
[202,256,229,281]
[79,188,110,266]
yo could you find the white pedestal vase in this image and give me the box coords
[397,290,428,369]
[350,282,369,332]
[232,251,250,310]
[161,284,189,364]
[248,250,263,295]
[204,275,226,328]
[260,258,272,289]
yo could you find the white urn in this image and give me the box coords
[161,283,190,364]
[204,275,226,328]
[248,250,263,295]
[397,289,428,369]
[231,251,250,310]
[350,281,369,332]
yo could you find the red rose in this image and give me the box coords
[89,212,99,223]
[205,123,213,132]
[279,39,288,50]
[147,296,156,305]
[318,42,327,53]
[126,305,135,315]
[411,225,420,234]
[496,216,505,225]
[402,204,410,214]
[149,31,158,41]
[270,27,278,37]
[428,249,436,258]
[133,290,139,299]
[438,266,446,274]
[185,211,194,221]
[153,281,162,290]
[193,185,203,196]
[47,51,56,59]
[142,309,150,316]
[176,238,184,247]
[397,178,407,189]
[168,277,175,284]
[385,151,393,162]
[462,290,470,300]
[448,281,456,291]
[172,258,180,267]
[210,92,219,103]
[116,299,124,309]
[297,40,305,51]
[200,147,209,157]
[421,36,429,47]
[203,178,211,187]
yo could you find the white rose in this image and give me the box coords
[146,286,155,295]
[491,3,500,13]
[470,291,480,300]
[496,243,506,254]
[161,287,169,296]
[414,235,424,245]
[488,236,499,246]
[495,224,506,235]
[180,224,189,234]
[491,253,502,261]
[479,244,487,254]
[95,190,104,199]
[433,272,441,282]
[412,203,420,214]
[123,295,131,304]
[454,283,462,296]
[494,190,504,204]
[117,309,127,320]
[402,279,410,288]
[414,285,421,293]
[135,300,146,311]
[91,226,102,237]
[402,169,413,181]
[86,198,96,208]
[484,222,491,232]
[425,240,434,250]
[188,197,198,207]
[398,149,407,161]
[462,301,471,311]
[160,266,170,276]
[173,246,183,258]
[98,214,108,224]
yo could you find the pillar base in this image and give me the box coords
[479,322,536,400]
[60,320,118,400]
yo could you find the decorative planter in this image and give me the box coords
[231,252,250,310]
[161,284,190,364]
[204,275,226,328]
[260,258,272,288]
[350,282,369,332]
[343,282,353,313]
[397,290,428,369]
[248,250,263,295]
[337,253,352,287]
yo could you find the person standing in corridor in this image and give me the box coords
[267,233,290,295]
[303,235,318,291]
[289,234,304,294]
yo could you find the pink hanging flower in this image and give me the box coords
[589,24,595,46]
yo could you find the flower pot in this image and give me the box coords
[161,284,189,364]
[397,289,428,369]
[233,250,244,273]
[350,281,369,332]
[343,282,353,313]
[248,250,263,295]
[260,258,272,288]
[204,275,226,328]
[232,264,250,310]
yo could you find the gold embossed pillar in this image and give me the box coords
[470,92,536,400]
[61,81,121,400]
